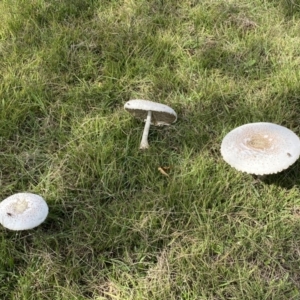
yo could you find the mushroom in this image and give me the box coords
[124,99,177,149]
[0,193,49,230]
[221,122,300,175]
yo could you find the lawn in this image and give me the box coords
[1,0,300,299]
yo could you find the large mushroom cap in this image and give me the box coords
[0,193,49,230]
[124,99,177,125]
[221,122,300,175]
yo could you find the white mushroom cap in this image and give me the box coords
[0,193,49,230]
[221,122,300,175]
[124,99,177,125]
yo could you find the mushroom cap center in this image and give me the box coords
[245,134,273,150]
[10,199,29,214]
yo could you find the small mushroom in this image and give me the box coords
[0,193,49,230]
[221,122,300,175]
[124,99,177,149]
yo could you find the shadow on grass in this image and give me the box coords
[197,37,274,80]
[264,0,300,19]
[259,161,300,189]
[277,0,300,19]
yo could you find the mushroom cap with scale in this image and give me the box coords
[0,193,49,230]
[221,122,300,175]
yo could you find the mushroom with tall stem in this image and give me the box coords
[124,99,177,150]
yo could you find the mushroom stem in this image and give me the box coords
[139,110,152,149]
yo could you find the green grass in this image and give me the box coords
[1,0,300,299]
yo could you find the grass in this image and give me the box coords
[1,0,300,299]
